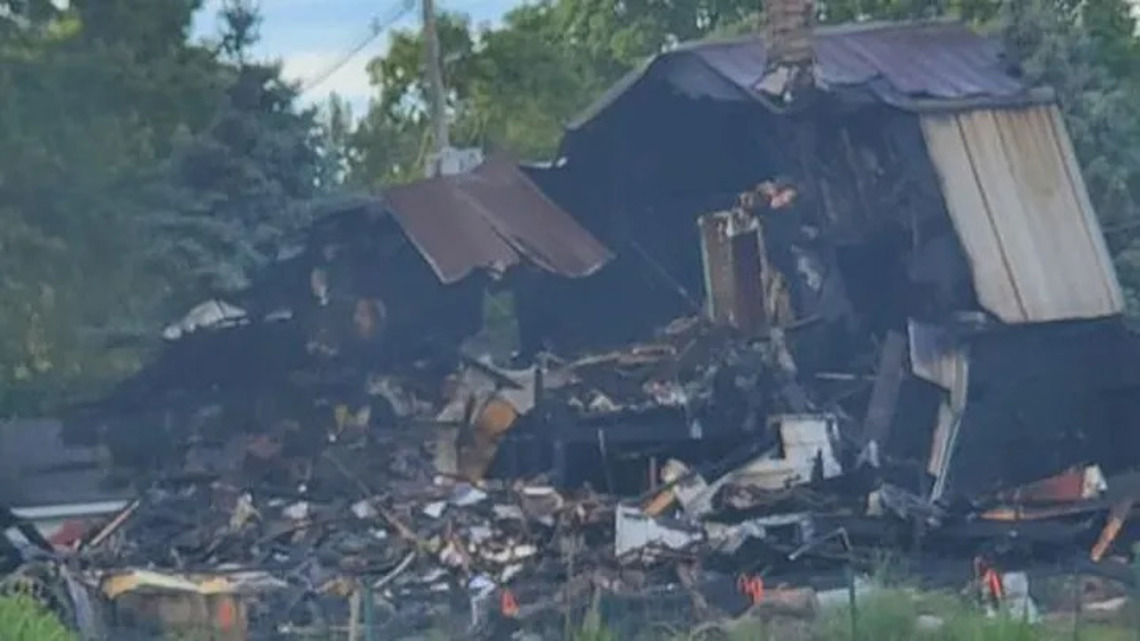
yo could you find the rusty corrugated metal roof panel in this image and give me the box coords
[920,104,1124,323]
[384,156,614,284]
[570,21,1043,131]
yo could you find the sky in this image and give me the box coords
[191,0,521,115]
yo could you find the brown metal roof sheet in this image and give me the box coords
[570,21,1045,131]
[384,155,614,284]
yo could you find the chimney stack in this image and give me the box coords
[759,0,816,103]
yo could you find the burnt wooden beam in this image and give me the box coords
[860,331,907,447]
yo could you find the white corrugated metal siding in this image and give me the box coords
[920,104,1124,323]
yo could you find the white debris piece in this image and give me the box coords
[351,500,378,520]
[423,501,447,519]
[732,414,842,490]
[655,459,716,517]
[162,299,247,341]
[283,502,310,521]
[450,484,489,507]
[229,493,259,530]
[1083,465,1108,498]
[705,513,812,554]
[614,504,703,558]
[999,572,1040,624]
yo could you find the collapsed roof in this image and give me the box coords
[544,20,1123,329]
[162,155,614,342]
[71,157,614,432]
[380,155,613,284]
[569,20,1045,134]
[506,20,1134,498]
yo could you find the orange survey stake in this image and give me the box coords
[737,574,765,605]
[500,588,520,618]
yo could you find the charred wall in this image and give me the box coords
[522,85,786,353]
[945,320,1140,497]
[521,88,1137,500]
[65,204,485,468]
[526,92,977,368]
[301,207,484,368]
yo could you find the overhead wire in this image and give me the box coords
[299,0,417,95]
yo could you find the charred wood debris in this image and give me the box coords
[44,34,1140,636]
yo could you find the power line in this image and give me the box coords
[299,0,416,95]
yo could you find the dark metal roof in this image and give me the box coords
[570,21,1048,130]
[384,155,614,284]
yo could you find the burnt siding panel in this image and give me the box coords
[919,113,1026,318]
[946,321,1120,497]
[955,109,1052,317]
[998,106,1116,317]
[700,213,739,327]
[920,105,1124,323]
[1048,106,1124,305]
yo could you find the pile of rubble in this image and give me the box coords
[51,172,1140,637]
[45,24,1140,634]
[60,381,1140,640]
[79,476,608,636]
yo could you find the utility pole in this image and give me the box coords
[421,0,449,175]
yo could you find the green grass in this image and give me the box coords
[0,593,75,641]
[572,607,619,641]
[570,593,620,641]
[554,587,1139,641]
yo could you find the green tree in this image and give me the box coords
[350,12,476,185]
[0,594,74,641]
[813,0,998,23]
[0,1,185,411]
[217,0,259,63]
[149,63,324,296]
[316,94,356,189]
[0,0,333,413]
[0,0,60,35]
[349,0,758,185]
[1001,0,1140,313]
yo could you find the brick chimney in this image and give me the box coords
[759,0,816,102]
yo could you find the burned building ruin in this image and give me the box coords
[43,20,1140,641]
[517,20,1138,499]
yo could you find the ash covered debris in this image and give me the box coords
[36,19,1140,641]
[63,155,612,486]
[77,475,619,637]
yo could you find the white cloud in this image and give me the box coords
[280,51,376,109]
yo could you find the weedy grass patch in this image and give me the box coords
[0,593,74,641]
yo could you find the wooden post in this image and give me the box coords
[348,585,361,641]
[422,0,449,174]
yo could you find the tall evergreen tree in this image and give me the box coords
[0,0,332,413]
